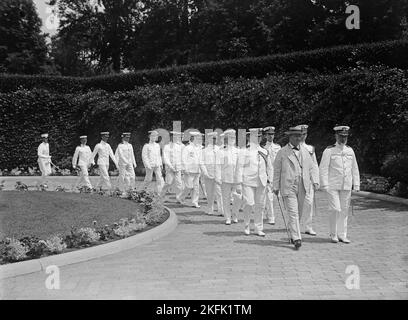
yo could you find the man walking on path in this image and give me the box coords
[37,133,52,187]
[91,131,118,191]
[299,124,319,236]
[115,132,137,192]
[262,126,281,225]
[142,130,164,193]
[161,131,185,202]
[200,131,223,216]
[236,128,273,236]
[273,126,319,250]
[180,131,203,208]
[319,126,360,244]
[72,135,93,189]
[215,129,241,225]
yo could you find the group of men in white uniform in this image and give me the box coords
[37,124,359,250]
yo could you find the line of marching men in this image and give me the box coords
[37,124,360,250]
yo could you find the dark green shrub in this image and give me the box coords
[1,40,407,93]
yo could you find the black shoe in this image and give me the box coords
[290,238,294,244]
[294,240,302,250]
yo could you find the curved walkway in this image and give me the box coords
[1,178,408,299]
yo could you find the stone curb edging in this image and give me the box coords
[0,207,178,280]
[352,191,408,206]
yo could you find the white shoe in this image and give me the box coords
[244,226,250,235]
[192,203,200,208]
[305,229,317,236]
[225,219,231,225]
[338,237,351,244]
[232,218,238,223]
[257,231,266,237]
[330,234,339,243]
[267,219,275,225]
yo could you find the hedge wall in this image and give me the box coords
[1,40,408,93]
[1,66,407,175]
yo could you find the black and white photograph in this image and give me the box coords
[0,0,407,304]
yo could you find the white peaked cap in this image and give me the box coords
[224,129,236,136]
[148,130,159,135]
[79,135,87,139]
[41,133,48,138]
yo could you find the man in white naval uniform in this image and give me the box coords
[37,133,52,186]
[262,126,281,225]
[180,131,202,208]
[91,131,118,190]
[215,129,241,225]
[115,132,137,192]
[273,126,319,250]
[72,135,93,189]
[142,130,164,193]
[200,131,223,216]
[319,126,360,244]
[299,124,319,236]
[236,128,273,236]
[161,131,184,202]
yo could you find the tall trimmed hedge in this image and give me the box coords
[1,40,408,93]
[1,66,407,174]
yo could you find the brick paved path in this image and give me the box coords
[1,177,407,299]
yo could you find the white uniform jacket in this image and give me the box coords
[92,141,117,166]
[163,142,184,172]
[215,145,240,184]
[72,145,93,167]
[38,142,51,162]
[115,142,137,167]
[319,143,360,191]
[236,145,273,187]
[142,142,162,169]
[182,143,201,174]
[200,144,220,179]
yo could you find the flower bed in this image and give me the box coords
[0,188,167,264]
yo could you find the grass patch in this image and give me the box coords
[0,191,145,239]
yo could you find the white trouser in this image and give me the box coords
[180,173,200,206]
[144,166,164,193]
[38,158,51,184]
[264,185,275,221]
[76,164,92,188]
[161,170,183,201]
[203,177,223,215]
[243,184,266,232]
[302,187,314,231]
[221,182,241,220]
[282,177,306,241]
[118,164,135,192]
[326,189,351,239]
[96,164,111,190]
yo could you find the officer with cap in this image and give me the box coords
[161,130,185,202]
[200,131,224,216]
[319,125,360,244]
[91,131,118,190]
[236,128,273,236]
[273,126,319,250]
[215,129,241,224]
[72,135,94,189]
[180,130,203,208]
[37,133,52,186]
[299,124,319,236]
[142,130,164,193]
[115,132,137,192]
[262,126,281,225]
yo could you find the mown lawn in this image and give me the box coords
[0,191,144,239]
